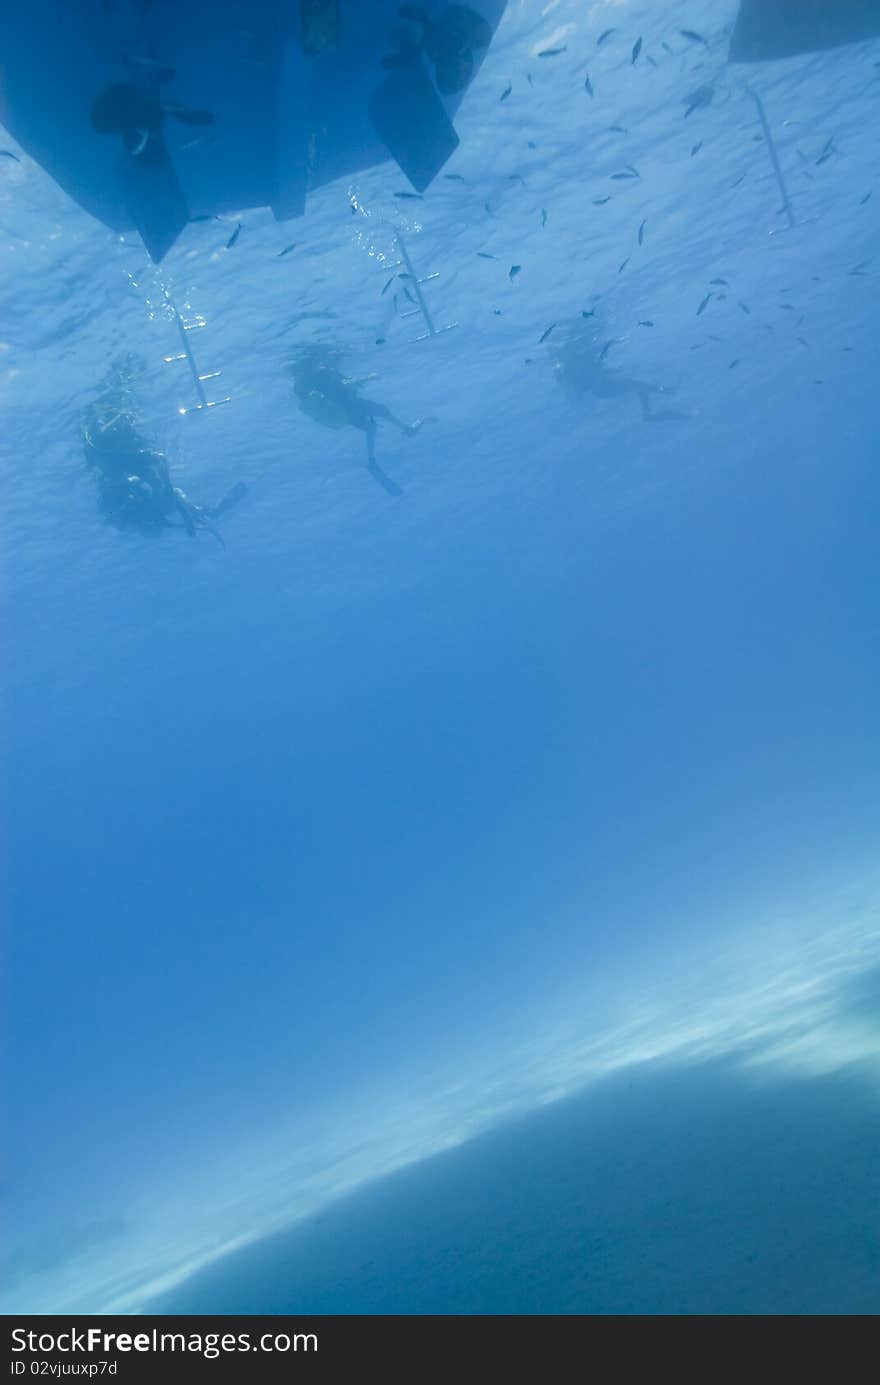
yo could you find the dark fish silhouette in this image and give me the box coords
[638,219,646,245]
[631,37,642,64]
[538,323,557,343]
[696,292,712,315]
[584,74,594,97]
[508,264,521,280]
[225,222,242,249]
[684,84,714,118]
[1,149,21,161]
[597,29,616,46]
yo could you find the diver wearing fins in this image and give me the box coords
[289,348,433,497]
[552,322,688,422]
[82,358,246,545]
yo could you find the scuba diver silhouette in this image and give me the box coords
[289,348,433,496]
[552,324,688,422]
[82,357,246,544]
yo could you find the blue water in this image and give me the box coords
[3,1,879,1315]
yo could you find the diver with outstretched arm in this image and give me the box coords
[289,348,432,496]
[552,322,688,423]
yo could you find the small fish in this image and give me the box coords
[710,278,729,286]
[690,140,703,156]
[581,310,595,319]
[730,173,746,188]
[375,337,386,345]
[738,301,751,315]
[598,339,616,361]
[477,251,498,259]
[618,256,630,274]
[638,320,654,327]
[484,201,496,217]
[444,173,466,182]
[541,208,548,227]
[729,359,740,369]
[584,74,594,97]
[225,222,242,249]
[493,309,502,316]
[538,46,567,58]
[403,286,416,305]
[780,304,795,311]
[859,191,872,205]
[381,275,396,294]
[180,134,213,150]
[631,37,642,65]
[508,174,526,186]
[608,125,629,134]
[524,358,535,365]
[500,84,512,102]
[848,259,872,275]
[638,219,646,245]
[277,243,297,257]
[597,29,616,46]
[593,196,611,205]
[125,54,175,80]
[527,140,537,150]
[394,191,422,199]
[696,292,712,316]
[680,29,708,46]
[815,149,835,166]
[662,41,673,55]
[684,84,714,118]
[163,104,214,126]
[538,323,557,344]
[527,73,533,86]
[189,214,219,222]
[509,264,521,281]
[1,149,21,162]
[611,170,639,180]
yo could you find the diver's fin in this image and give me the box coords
[205,481,248,520]
[369,60,459,193]
[367,459,403,497]
[729,0,880,61]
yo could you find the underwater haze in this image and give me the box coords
[3,0,880,1315]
